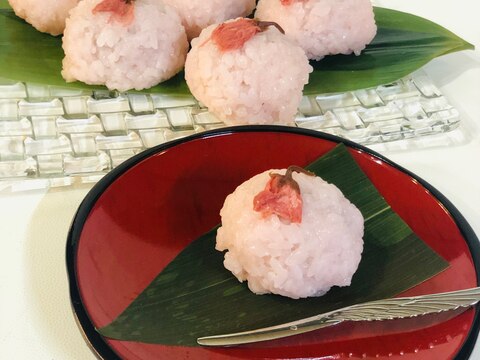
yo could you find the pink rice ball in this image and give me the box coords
[216,169,364,299]
[162,0,256,40]
[8,0,80,36]
[61,0,188,92]
[185,18,312,125]
[255,0,377,60]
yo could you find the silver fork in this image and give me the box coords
[197,287,480,346]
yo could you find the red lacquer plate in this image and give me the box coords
[67,126,480,360]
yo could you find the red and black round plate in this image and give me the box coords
[67,126,480,360]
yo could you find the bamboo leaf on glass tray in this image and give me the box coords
[0,4,473,95]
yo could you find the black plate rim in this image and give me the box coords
[65,125,480,360]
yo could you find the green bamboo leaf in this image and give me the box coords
[0,4,473,95]
[98,144,448,346]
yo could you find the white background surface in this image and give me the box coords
[1,1,479,359]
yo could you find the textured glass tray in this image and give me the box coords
[0,70,460,192]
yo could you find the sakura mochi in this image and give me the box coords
[216,167,365,299]
[256,0,377,60]
[61,0,189,92]
[185,18,312,125]
[162,0,256,40]
[8,0,81,35]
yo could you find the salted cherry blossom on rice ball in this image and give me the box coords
[185,18,313,125]
[61,0,189,92]
[256,0,377,60]
[162,0,256,40]
[8,0,81,36]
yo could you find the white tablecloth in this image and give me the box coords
[1,1,479,359]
